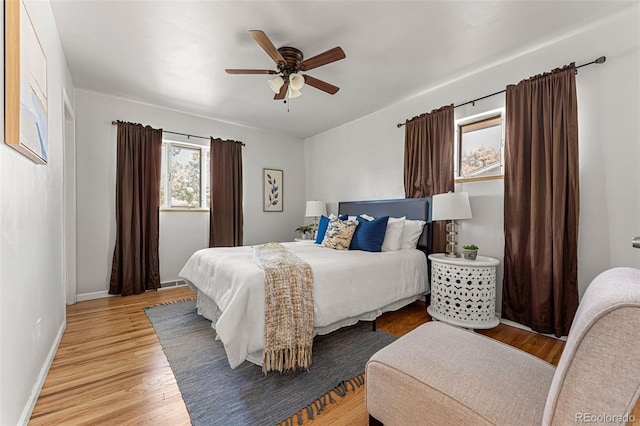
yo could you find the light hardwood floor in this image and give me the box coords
[29,287,637,425]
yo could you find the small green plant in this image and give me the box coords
[295,224,315,235]
[463,244,479,250]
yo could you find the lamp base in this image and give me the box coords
[444,220,460,257]
[444,243,460,258]
[313,217,319,240]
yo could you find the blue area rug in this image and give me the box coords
[145,299,396,425]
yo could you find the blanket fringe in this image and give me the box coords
[262,345,313,374]
[275,372,366,426]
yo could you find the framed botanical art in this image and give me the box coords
[5,0,49,164]
[263,168,283,212]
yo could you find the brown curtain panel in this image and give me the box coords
[502,64,579,337]
[109,122,162,296]
[210,138,243,247]
[404,104,454,253]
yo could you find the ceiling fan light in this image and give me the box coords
[268,76,284,93]
[289,73,305,91]
[288,87,302,99]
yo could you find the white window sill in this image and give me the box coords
[160,207,209,213]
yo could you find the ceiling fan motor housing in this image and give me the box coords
[277,47,304,76]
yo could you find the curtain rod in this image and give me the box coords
[396,55,606,128]
[111,121,246,146]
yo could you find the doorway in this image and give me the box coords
[62,89,76,305]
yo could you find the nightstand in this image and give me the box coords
[427,253,500,329]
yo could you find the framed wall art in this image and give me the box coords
[263,168,283,212]
[5,0,49,164]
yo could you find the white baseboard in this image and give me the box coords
[18,319,66,425]
[76,290,116,301]
[499,317,567,341]
[76,285,187,299]
[158,284,189,291]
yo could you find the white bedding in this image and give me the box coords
[178,242,429,368]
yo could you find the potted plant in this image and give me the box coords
[295,224,315,240]
[462,244,479,260]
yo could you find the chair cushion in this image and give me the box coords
[366,321,556,426]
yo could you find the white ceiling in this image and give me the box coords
[50,1,633,139]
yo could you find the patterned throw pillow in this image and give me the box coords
[321,219,359,250]
[315,214,349,244]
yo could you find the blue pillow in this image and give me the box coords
[349,216,389,252]
[315,214,348,244]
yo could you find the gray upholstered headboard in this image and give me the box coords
[338,197,433,255]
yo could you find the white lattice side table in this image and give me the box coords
[427,253,500,329]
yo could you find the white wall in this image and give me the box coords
[305,7,640,314]
[74,90,305,295]
[0,1,75,424]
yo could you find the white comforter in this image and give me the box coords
[178,242,429,368]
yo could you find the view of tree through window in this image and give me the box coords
[159,141,209,209]
[170,146,201,207]
[457,114,504,180]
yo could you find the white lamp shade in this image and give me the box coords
[432,192,472,221]
[268,76,284,93]
[305,200,327,217]
[287,87,302,99]
[289,73,305,91]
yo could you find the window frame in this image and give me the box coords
[454,108,505,183]
[160,139,210,211]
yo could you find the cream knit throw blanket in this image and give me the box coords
[254,242,314,373]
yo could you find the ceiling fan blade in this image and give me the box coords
[274,82,288,100]
[298,47,346,72]
[302,75,340,95]
[225,69,277,75]
[249,30,286,65]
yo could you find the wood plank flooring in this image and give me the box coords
[29,287,636,425]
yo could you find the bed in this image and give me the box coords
[178,198,433,368]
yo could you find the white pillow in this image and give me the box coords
[360,214,375,221]
[381,217,406,252]
[400,219,426,249]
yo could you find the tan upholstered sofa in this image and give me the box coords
[366,267,640,425]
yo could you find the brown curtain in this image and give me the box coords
[404,104,454,253]
[210,138,243,247]
[502,64,579,337]
[109,122,162,296]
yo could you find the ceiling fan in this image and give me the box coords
[225,30,346,100]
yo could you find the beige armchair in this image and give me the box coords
[366,267,640,425]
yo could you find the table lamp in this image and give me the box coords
[432,192,472,258]
[305,200,327,238]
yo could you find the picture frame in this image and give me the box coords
[263,168,283,212]
[5,0,49,164]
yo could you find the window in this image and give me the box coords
[160,140,210,209]
[454,109,505,182]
